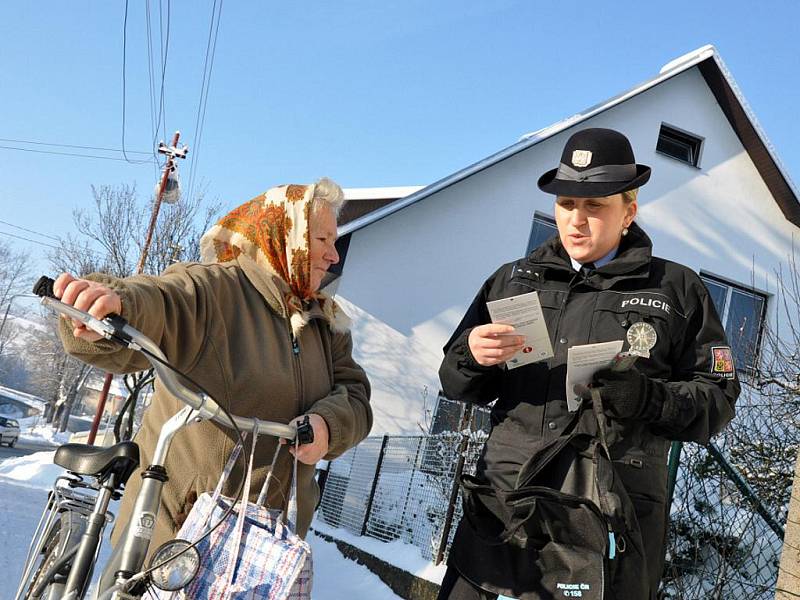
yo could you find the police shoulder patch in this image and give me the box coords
[711,346,735,379]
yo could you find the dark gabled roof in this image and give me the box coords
[339,198,400,226]
[338,186,423,227]
[339,45,800,236]
[696,58,800,225]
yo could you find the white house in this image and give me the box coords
[331,45,800,436]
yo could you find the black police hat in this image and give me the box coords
[537,128,651,197]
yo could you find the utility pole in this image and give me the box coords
[136,132,188,273]
[86,131,188,445]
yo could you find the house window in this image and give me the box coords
[430,394,464,435]
[470,404,492,435]
[656,123,704,167]
[526,212,558,255]
[430,392,491,436]
[700,273,767,373]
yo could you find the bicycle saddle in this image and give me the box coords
[55,441,140,485]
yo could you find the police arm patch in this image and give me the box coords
[711,346,735,379]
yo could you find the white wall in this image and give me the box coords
[336,67,799,435]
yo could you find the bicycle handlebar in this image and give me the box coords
[36,282,298,441]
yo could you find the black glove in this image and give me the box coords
[592,366,661,422]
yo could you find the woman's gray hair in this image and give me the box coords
[312,177,345,218]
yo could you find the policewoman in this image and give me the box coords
[438,128,740,599]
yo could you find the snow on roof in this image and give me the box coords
[0,384,46,410]
[340,45,800,236]
[343,186,424,201]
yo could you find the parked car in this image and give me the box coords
[0,416,20,447]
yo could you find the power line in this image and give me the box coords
[187,0,224,202]
[0,230,110,262]
[118,1,153,166]
[120,0,135,164]
[145,0,160,179]
[0,220,60,242]
[152,0,171,150]
[0,144,156,163]
[0,230,61,250]
[0,137,151,155]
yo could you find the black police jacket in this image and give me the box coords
[439,222,741,595]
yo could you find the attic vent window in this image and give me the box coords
[656,124,703,167]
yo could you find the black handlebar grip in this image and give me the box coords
[295,415,315,445]
[32,274,128,332]
[32,276,56,299]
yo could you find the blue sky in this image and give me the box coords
[1,1,799,271]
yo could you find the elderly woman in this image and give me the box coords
[438,129,740,599]
[54,177,371,559]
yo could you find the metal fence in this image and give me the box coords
[319,432,486,561]
[660,385,792,600]
[318,395,791,598]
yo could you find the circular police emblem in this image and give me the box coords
[626,321,657,358]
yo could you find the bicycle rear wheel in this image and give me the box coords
[23,511,86,600]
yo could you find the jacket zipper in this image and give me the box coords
[289,331,304,414]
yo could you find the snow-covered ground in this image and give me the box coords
[0,450,403,599]
[16,415,73,446]
[312,519,447,585]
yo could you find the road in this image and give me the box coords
[0,439,57,460]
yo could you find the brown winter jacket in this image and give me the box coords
[58,255,372,557]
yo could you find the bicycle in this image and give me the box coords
[15,276,314,600]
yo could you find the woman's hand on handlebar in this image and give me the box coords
[284,413,329,465]
[53,273,123,342]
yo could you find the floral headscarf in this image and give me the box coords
[199,183,348,334]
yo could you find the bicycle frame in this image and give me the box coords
[18,294,301,600]
[99,404,198,597]
[15,475,101,600]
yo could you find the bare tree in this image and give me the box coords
[50,183,220,277]
[13,318,94,428]
[43,183,221,432]
[725,249,800,522]
[662,249,800,599]
[0,239,31,359]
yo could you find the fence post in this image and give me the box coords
[361,435,389,536]
[666,441,683,509]
[706,441,784,538]
[435,403,473,565]
[397,437,425,543]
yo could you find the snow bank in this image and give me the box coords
[0,476,399,600]
[309,531,404,599]
[17,417,72,446]
[312,518,447,585]
[0,450,65,490]
[22,425,71,446]
[0,451,402,599]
